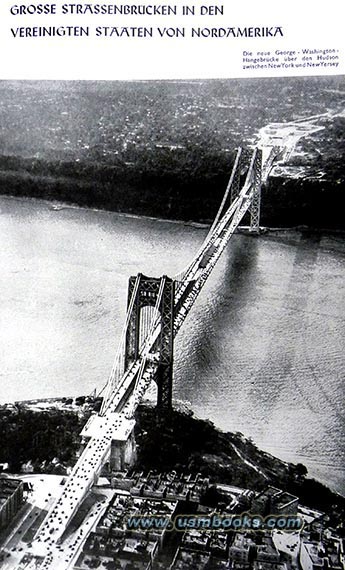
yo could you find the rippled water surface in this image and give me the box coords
[1,197,344,494]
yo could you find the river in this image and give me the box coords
[0,196,344,495]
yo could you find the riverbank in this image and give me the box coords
[0,398,344,526]
[0,150,344,229]
[1,193,344,238]
[0,193,211,230]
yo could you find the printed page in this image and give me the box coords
[0,1,344,569]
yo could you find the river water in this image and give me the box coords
[0,196,344,495]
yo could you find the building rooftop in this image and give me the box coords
[94,493,177,540]
[171,547,211,569]
[257,487,282,499]
[231,532,256,551]
[254,562,287,570]
[230,532,279,560]
[182,528,209,549]
[303,538,343,570]
[274,492,299,510]
[209,531,228,554]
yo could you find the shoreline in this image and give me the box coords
[1,396,344,502]
[0,398,344,523]
[1,193,344,237]
[0,193,211,229]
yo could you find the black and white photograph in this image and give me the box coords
[0,75,344,570]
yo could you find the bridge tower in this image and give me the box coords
[249,148,262,233]
[125,274,175,411]
[230,147,262,233]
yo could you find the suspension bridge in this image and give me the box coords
[18,114,326,569]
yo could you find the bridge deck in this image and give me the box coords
[33,148,260,561]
